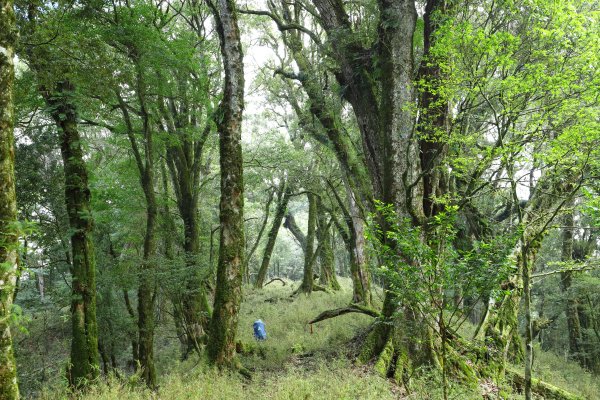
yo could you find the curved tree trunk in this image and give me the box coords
[207,0,245,369]
[255,184,291,288]
[283,212,306,252]
[0,2,20,396]
[244,188,275,284]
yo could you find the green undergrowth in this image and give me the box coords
[25,279,600,399]
[517,343,600,399]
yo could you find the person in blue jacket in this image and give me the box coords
[253,319,267,341]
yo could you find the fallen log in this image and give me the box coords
[309,304,381,324]
[264,277,286,286]
[506,367,583,400]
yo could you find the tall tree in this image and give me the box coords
[43,80,100,388]
[0,0,20,397]
[207,0,245,368]
[20,3,101,387]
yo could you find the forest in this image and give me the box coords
[0,0,599,399]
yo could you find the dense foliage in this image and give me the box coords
[0,0,598,399]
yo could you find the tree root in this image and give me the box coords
[235,341,266,359]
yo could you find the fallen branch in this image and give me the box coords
[264,277,286,286]
[309,304,381,324]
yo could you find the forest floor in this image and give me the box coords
[18,278,600,399]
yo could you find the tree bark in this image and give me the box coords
[317,197,340,290]
[298,193,317,294]
[283,212,306,252]
[245,187,275,283]
[207,0,245,369]
[345,185,371,304]
[0,2,20,396]
[328,181,371,305]
[43,80,100,388]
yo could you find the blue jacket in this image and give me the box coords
[253,319,267,340]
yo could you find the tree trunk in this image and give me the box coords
[159,162,189,355]
[116,55,158,387]
[345,184,371,305]
[42,80,100,388]
[255,184,291,288]
[283,212,306,252]
[179,196,211,356]
[317,197,340,290]
[244,188,274,283]
[207,0,245,369]
[476,176,579,366]
[298,193,317,294]
[137,170,157,387]
[0,2,20,396]
[559,207,584,365]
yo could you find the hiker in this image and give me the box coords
[253,319,267,341]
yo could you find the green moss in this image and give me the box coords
[357,329,378,365]
[373,338,394,377]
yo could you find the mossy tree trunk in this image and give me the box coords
[255,183,291,288]
[0,2,20,396]
[475,177,579,369]
[317,197,340,290]
[311,0,440,379]
[23,2,101,388]
[298,193,317,294]
[345,184,371,305]
[43,80,100,388]
[207,0,245,368]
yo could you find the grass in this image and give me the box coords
[22,278,600,399]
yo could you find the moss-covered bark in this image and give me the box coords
[476,176,576,368]
[207,0,245,369]
[0,2,20,397]
[345,185,371,305]
[316,197,340,291]
[43,80,100,388]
